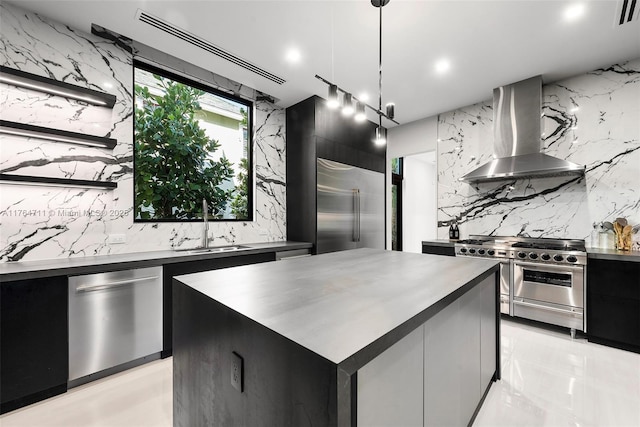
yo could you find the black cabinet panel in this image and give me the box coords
[1,276,68,414]
[587,258,640,353]
[422,244,455,257]
[173,281,337,426]
[286,97,317,245]
[162,252,276,357]
[286,95,386,252]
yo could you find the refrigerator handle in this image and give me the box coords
[357,189,361,242]
[352,189,358,242]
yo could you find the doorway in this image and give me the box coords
[391,158,403,251]
[393,151,437,253]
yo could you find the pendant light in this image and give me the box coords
[315,0,398,143]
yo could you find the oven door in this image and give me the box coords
[513,261,584,308]
[513,261,585,331]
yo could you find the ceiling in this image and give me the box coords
[8,0,640,127]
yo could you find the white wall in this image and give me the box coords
[386,116,438,249]
[436,58,640,243]
[0,3,286,262]
[402,152,437,253]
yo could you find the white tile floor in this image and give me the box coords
[2,319,639,426]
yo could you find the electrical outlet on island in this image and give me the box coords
[231,352,243,392]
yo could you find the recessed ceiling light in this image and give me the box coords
[285,48,301,64]
[358,92,369,102]
[103,82,113,89]
[564,3,585,22]
[435,59,450,74]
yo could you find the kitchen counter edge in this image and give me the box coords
[0,241,313,282]
[586,248,640,262]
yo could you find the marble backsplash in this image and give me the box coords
[437,58,640,243]
[0,3,285,262]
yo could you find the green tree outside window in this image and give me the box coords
[134,72,245,220]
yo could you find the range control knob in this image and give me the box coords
[469,248,476,254]
[567,255,578,263]
[540,253,551,261]
[487,250,495,256]
[553,254,564,262]
[478,249,486,255]
[460,247,468,253]
[517,251,527,259]
[529,252,539,260]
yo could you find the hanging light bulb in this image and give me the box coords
[342,93,354,116]
[374,126,387,145]
[327,84,339,109]
[354,101,366,122]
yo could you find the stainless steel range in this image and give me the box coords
[455,235,587,337]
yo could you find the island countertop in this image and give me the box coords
[175,248,499,369]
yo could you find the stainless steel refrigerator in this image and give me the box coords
[317,158,385,254]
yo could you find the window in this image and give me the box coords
[133,61,253,222]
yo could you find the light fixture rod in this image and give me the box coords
[314,74,399,125]
[378,1,383,130]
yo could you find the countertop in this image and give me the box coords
[422,239,457,247]
[587,248,640,262]
[174,248,498,369]
[0,241,312,282]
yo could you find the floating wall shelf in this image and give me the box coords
[0,66,117,108]
[0,120,117,149]
[0,174,117,190]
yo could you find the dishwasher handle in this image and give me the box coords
[75,275,160,293]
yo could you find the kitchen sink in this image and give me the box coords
[174,245,250,254]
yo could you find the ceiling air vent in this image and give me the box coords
[615,0,639,25]
[136,10,286,85]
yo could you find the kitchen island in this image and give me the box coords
[173,248,500,427]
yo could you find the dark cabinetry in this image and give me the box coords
[286,96,386,251]
[422,242,455,257]
[1,276,68,414]
[587,258,640,353]
[162,252,276,357]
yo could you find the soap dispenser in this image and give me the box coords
[453,220,460,240]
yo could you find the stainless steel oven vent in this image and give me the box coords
[459,76,585,183]
[616,0,639,25]
[136,10,286,85]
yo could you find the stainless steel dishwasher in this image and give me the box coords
[68,266,163,386]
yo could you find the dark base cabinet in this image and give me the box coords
[1,276,68,414]
[162,252,276,357]
[587,258,640,353]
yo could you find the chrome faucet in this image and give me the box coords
[202,198,209,248]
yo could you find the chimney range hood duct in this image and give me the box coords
[459,76,585,183]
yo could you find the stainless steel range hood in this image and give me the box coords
[459,76,585,183]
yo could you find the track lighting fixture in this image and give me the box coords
[327,84,339,109]
[342,93,354,116]
[315,0,397,144]
[355,101,366,122]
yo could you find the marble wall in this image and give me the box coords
[0,3,286,262]
[437,58,640,242]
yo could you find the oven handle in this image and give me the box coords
[513,260,583,274]
[513,299,583,316]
